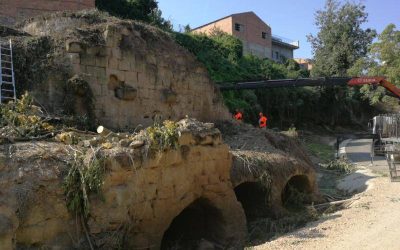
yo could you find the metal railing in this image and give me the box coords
[373,114,400,139]
[271,34,299,47]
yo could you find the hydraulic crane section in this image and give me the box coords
[219,76,400,100]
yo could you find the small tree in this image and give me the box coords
[306,0,376,126]
[183,24,191,33]
[308,0,376,77]
[95,0,172,31]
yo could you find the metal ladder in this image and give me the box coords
[0,38,16,103]
[386,151,400,182]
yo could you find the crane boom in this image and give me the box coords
[219,76,400,99]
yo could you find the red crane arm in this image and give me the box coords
[348,77,400,99]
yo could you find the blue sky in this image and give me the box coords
[158,0,400,59]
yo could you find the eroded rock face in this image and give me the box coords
[13,11,230,130]
[221,122,321,216]
[0,119,246,249]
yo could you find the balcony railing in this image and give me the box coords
[272,34,299,48]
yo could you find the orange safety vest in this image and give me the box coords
[234,112,243,121]
[259,116,267,128]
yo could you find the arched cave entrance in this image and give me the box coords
[160,198,226,250]
[281,175,312,209]
[234,182,270,221]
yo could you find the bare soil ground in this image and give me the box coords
[253,140,400,250]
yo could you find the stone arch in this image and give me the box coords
[281,175,313,209]
[160,198,227,249]
[234,181,271,221]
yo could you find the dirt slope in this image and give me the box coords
[253,142,400,250]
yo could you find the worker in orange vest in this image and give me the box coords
[259,112,268,129]
[233,109,243,121]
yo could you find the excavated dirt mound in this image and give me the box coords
[217,121,320,217]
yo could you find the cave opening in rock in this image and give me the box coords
[234,181,270,221]
[281,175,312,210]
[160,198,226,250]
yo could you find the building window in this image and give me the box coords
[235,23,242,31]
[275,51,279,59]
[262,32,267,39]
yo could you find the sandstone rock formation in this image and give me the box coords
[0,10,321,250]
[0,119,246,249]
[6,10,229,130]
[220,122,321,217]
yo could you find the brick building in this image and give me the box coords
[294,58,313,71]
[192,11,299,62]
[0,0,95,26]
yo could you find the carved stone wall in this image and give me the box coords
[0,0,95,26]
[18,13,230,129]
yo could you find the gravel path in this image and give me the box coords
[253,139,400,250]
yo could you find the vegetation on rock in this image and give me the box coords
[95,0,172,31]
[320,158,355,174]
[145,120,179,153]
[64,150,106,219]
[0,92,55,139]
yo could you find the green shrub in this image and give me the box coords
[146,120,179,152]
[64,152,106,218]
[321,159,355,174]
[0,92,55,137]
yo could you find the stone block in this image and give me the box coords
[196,175,208,186]
[130,234,150,250]
[204,183,228,194]
[106,69,125,82]
[174,176,193,197]
[125,71,138,83]
[134,59,146,72]
[87,218,102,234]
[86,66,106,78]
[96,56,107,67]
[104,25,121,47]
[0,214,13,236]
[129,185,146,204]
[86,47,101,56]
[144,184,157,200]
[157,185,174,199]
[112,48,122,59]
[66,41,83,53]
[199,135,214,146]
[162,164,185,186]
[104,185,131,209]
[128,56,136,70]
[107,171,130,186]
[67,53,80,64]
[118,59,131,71]
[99,47,111,57]
[108,57,119,69]
[115,85,137,101]
[160,150,182,167]
[143,169,160,184]
[134,201,154,220]
[71,64,84,74]
[208,174,220,185]
[81,55,96,66]
[178,132,195,146]
[162,89,178,105]
[146,54,157,65]
[152,199,178,221]
[138,72,157,86]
